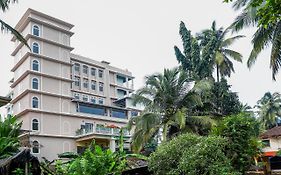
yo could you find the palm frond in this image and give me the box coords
[223,49,243,62]
[270,22,281,80]
[222,35,245,47]
[0,19,30,49]
[247,25,274,68]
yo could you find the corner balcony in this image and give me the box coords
[75,125,131,138]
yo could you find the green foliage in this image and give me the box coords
[0,0,30,49]
[148,133,239,175]
[214,113,261,173]
[175,21,243,81]
[256,92,281,129]
[129,67,213,152]
[66,143,126,175]
[227,0,281,80]
[12,168,24,175]
[224,0,281,27]
[192,78,242,118]
[0,115,22,159]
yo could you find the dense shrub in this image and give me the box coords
[148,133,239,175]
[214,113,261,173]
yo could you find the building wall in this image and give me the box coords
[263,138,281,152]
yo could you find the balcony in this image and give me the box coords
[76,124,130,137]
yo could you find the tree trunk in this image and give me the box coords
[216,64,220,82]
[162,123,168,142]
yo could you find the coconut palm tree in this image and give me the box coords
[197,21,244,82]
[256,92,281,129]
[0,0,29,48]
[230,0,281,80]
[128,68,213,152]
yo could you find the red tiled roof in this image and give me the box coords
[260,126,281,139]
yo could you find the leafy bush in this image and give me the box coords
[0,115,22,159]
[213,113,261,173]
[148,133,239,175]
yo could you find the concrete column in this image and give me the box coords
[109,139,116,152]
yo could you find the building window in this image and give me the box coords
[32,140,40,154]
[91,68,96,76]
[32,59,39,71]
[74,63,80,72]
[74,77,80,87]
[99,82,104,92]
[82,95,89,102]
[83,79,89,88]
[32,78,39,90]
[32,42,40,54]
[262,140,270,147]
[90,96,96,104]
[98,98,104,105]
[32,119,39,131]
[32,25,40,37]
[83,65,88,75]
[98,70,103,78]
[91,80,96,91]
[74,76,80,87]
[32,97,39,108]
[78,103,107,116]
[74,93,80,100]
[112,109,127,119]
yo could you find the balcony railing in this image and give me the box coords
[76,126,130,137]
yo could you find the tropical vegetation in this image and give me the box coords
[213,113,261,173]
[148,133,240,175]
[256,92,281,130]
[226,0,281,80]
[0,115,22,159]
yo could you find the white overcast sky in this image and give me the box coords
[0,0,280,107]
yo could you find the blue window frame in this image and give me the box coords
[32,78,39,90]
[32,42,40,54]
[32,97,39,108]
[32,60,39,71]
[32,25,40,37]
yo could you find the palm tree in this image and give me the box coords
[0,0,29,48]
[230,0,281,80]
[128,68,213,152]
[256,92,281,129]
[197,21,244,82]
[0,115,22,158]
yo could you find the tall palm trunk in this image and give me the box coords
[216,64,220,82]
[162,123,168,142]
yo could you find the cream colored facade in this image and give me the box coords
[11,9,138,161]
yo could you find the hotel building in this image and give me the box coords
[10,9,139,161]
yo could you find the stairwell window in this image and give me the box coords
[32,140,40,154]
[32,59,40,71]
[32,78,39,90]
[32,119,39,131]
[32,42,40,54]
[32,25,40,37]
[32,97,39,108]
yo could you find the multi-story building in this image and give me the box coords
[10,8,139,161]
